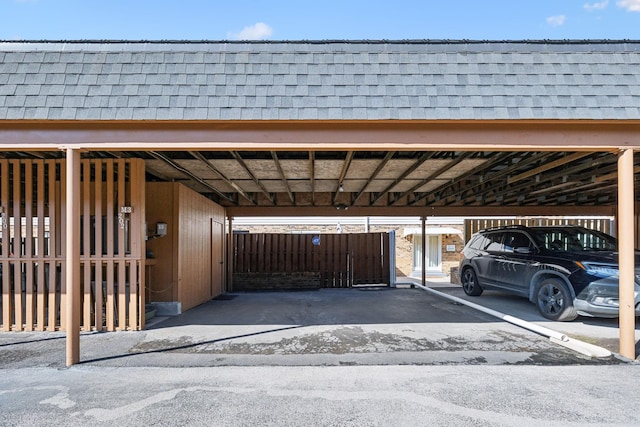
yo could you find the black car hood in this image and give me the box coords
[542,249,640,265]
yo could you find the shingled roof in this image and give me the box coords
[1,40,640,121]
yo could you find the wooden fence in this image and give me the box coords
[464,217,614,241]
[233,232,390,290]
[0,158,145,332]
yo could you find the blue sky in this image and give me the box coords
[1,0,639,41]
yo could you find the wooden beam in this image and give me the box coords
[370,152,435,205]
[350,151,395,207]
[484,154,613,206]
[226,204,616,217]
[435,152,565,206]
[507,152,594,184]
[332,151,354,205]
[391,152,473,205]
[229,151,275,205]
[595,165,640,183]
[148,151,236,204]
[440,152,555,206]
[1,120,640,151]
[309,152,315,206]
[271,151,295,204]
[410,152,522,206]
[189,151,256,205]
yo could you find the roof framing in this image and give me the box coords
[0,120,634,216]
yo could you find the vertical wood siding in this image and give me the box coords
[177,184,226,311]
[0,159,145,332]
[145,182,226,312]
[233,232,391,289]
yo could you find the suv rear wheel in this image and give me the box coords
[534,278,578,321]
[461,268,483,296]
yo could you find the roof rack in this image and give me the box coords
[480,224,530,232]
[480,224,587,233]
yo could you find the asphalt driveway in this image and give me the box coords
[0,285,632,368]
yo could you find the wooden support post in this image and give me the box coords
[227,216,233,293]
[66,148,81,366]
[421,216,426,288]
[617,149,636,360]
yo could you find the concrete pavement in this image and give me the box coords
[2,285,639,426]
[418,280,640,358]
[2,365,640,426]
[0,286,630,368]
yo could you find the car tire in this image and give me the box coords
[534,278,578,321]
[461,268,483,296]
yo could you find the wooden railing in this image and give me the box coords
[0,158,145,332]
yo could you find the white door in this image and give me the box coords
[413,234,442,273]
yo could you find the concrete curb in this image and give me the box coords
[412,282,613,359]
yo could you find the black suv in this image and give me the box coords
[459,225,640,321]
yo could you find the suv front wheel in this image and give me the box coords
[534,278,578,321]
[461,268,483,296]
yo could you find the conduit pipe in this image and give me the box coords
[413,282,612,359]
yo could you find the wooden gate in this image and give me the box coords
[233,232,390,291]
[0,158,145,332]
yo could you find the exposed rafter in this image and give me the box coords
[271,151,295,204]
[189,151,256,205]
[391,152,473,205]
[350,151,395,207]
[309,151,316,206]
[409,152,532,206]
[332,151,354,205]
[482,153,607,206]
[370,152,435,206]
[148,151,236,204]
[595,165,640,183]
[2,148,629,210]
[229,151,276,205]
[507,152,594,184]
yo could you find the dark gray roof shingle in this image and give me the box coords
[1,40,640,121]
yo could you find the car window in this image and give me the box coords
[468,234,492,251]
[574,229,617,251]
[532,227,616,252]
[484,232,504,252]
[502,232,533,253]
[467,235,485,250]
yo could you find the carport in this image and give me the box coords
[0,40,638,365]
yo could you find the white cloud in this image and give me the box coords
[584,0,609,10]
[228,22,273,40]
[546,15,566,27]
[617,0,640,11]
